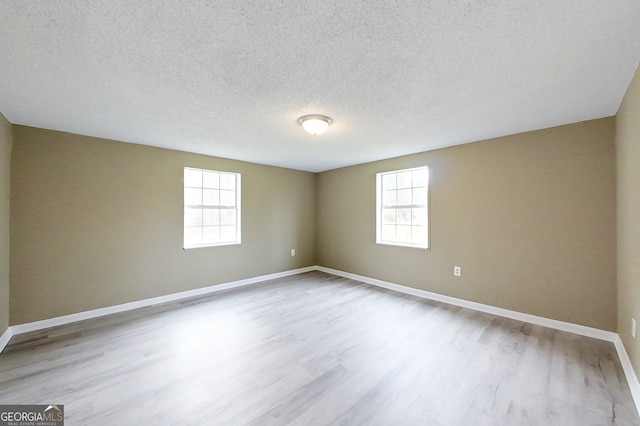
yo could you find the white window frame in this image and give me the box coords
[376,166,429,249]
[183,167,241,249]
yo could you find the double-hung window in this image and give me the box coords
[376,166,429,249]
[184,167,241,248]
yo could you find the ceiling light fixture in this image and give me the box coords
[298,114,332,135]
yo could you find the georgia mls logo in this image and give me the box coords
[0,404,64,425]
[44,405,63,417]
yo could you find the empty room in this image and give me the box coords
[1,1,640,424]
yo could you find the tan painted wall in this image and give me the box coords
[4,116,620,333]
[617,63,640,373]
[317,118,617,330]
[0,114,11,335]
[10,126,316,324]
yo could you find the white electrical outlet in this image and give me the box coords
[291,249,296,256]
[453,266,461,277]
[632,318,636,338]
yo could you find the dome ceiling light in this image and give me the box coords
[298,115,332,135]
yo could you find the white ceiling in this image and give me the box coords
[1,1,640,172]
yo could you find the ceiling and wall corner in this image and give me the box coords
[0,1,639,172]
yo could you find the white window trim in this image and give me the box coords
[376,165,430,250]
[183,167,242,249]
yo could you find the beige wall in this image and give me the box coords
[3,115,621,333]
[317,118,617,330]
[10,126,316,324]
[617,64,640,373]
[0,114,11,335]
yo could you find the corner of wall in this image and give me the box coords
[0,113,12,340]
[616,60,640,386]
[313,172,320,265]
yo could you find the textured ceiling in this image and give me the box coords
[1,1,640,172]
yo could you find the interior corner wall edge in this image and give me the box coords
[617,62,640,379]
[9,126,316,324]
[0,113,11,337]
[316,117,617,331]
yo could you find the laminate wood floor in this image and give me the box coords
[0,271,638,425]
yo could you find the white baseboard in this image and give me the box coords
[0,327,12,354]
[6,266,316,338]
[613,334,640,414]
[317,266,640,417]
[317,266,615,341]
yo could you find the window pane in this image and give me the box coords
[185,226,202,245]
[184,167,241,248]
[412,208,427,225]
[203,208,219,226]
[382,190,397,206]
[397,208,411,225]
[203,189,219,206]
[185,208,202,226]
[397,225,412,241]
[377,166,428,249]
[184,188,202,205]
[202,226,220,243]
[220,189,236,207]
[203,171,219,189]
[382,173,396,190]
[220,173,236,190]
[397,189,412,205]
[413,169,429,187]
[220,225,236,242]
[184,169,202,187]
[412,225,428,243]
[397,171,412,188]
[382,208,396,225]
[220,209,236,225]
[413,187,427,205]
[381,225,395,241]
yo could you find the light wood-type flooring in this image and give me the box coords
[0,271,638,425]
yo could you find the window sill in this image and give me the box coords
[376,241,430,250]
[183,241,241,250]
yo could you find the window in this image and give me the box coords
[184,167,241,248]
[376,166,429,249]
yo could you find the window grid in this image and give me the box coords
[376,166,429,249]
[184,167,241,248]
